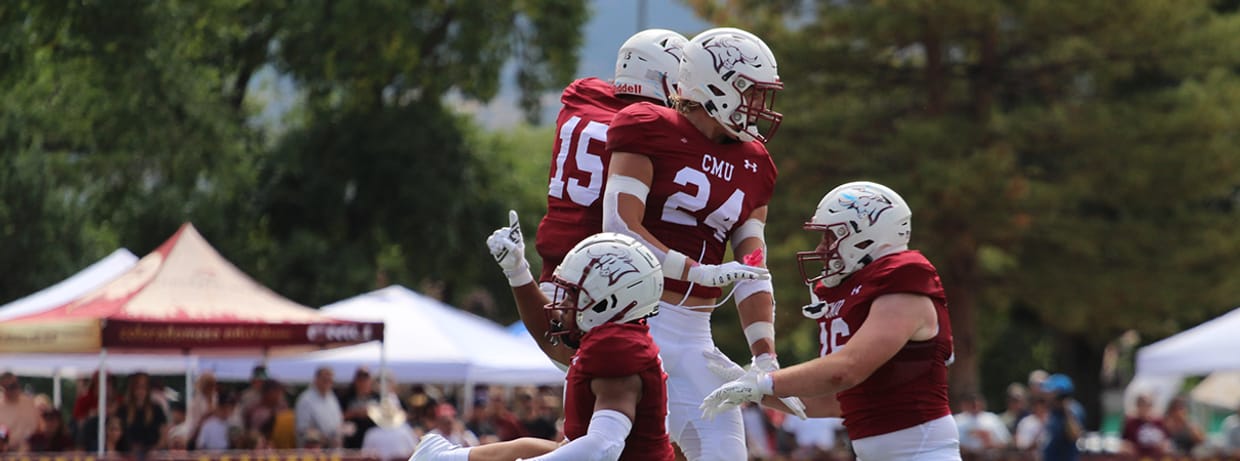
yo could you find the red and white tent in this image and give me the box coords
[0,223,384,454]
[0,223,383,355]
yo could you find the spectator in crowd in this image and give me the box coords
[196,391,239,450]
[103,418,125,453]
[339,367,380,449]
[513,391,556,441]
[245,379,287,434]
[188,371,220,441]
[1041,374,1084,461]
[1162,396,1204,456]
[148,378,174,422]
[117,372,167,455]
[483,389,526,442]
[238,366,268,419]
[72,371,117,435]
[1013,396,1048,452]
[464,395,496,443]
[0,372,40,451]
[267,403,298,449]
[1121,393,1170,457]
[361,396,418,461]
[294,366,343,448]
[25,409,74,452]
[405,385,438,432]
[1027,370,1049,398]
[75,389,119,452]
[1219,403,1240,458]
[999,383,1029,436]
[955,392,1012,456]
[0,424,9,453]
[426,403,478,448]
[164,401,190,451]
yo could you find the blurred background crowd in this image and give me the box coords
[3,364,1239,460]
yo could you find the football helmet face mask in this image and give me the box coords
[678,27,782,143]
[614,29,688,106]
[544,233,664,348]
[796,181,912,288]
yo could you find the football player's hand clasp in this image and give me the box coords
[751,354,808,420]
[485,210,533,286]
[686,261,769,287]
[700,369,771,421]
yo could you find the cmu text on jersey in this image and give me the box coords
[701,154,734,182]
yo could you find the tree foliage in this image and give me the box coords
[686,0,1240,418]
[0,0,586,314]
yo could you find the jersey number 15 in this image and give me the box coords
[548,116,606,207]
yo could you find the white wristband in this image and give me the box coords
[663,250,689,281]
[743,321,775,347]
[760,373,774,395]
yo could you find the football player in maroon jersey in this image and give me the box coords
[414,233,674,461]
[602,27,805,460]
[701,181,963,461]
[489,28,686,371]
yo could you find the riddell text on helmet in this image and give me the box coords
[613,83,642,94]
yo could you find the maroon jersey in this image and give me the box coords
[607,103,777,299]
[811,250,953,439]
[536,78,632,282]
[563,321,673,461]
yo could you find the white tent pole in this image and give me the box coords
[52,368,62,409]
[97,348,108,456]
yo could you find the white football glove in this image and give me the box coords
[751,353,808,420]
[486,210,534,287]
[700,369,772,421]
[702,348,746,382]
[686,261,770,287]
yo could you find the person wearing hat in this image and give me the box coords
[1040,374,1084,461]
[238,366,269,425]
[361,396,417,460]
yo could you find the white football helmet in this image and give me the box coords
[796,181,911,288]
[678,27,782,143]
[545,233,664,348]
[614,29,688,106]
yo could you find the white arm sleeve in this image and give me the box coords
[604,174,691,279]
[602,174,658,256]
[522,409,632,461]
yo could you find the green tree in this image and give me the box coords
[252,0,586,307]
[688,0,1240,422]
[0,0,587,314]
[0,0,267,303]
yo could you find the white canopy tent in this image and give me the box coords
[0,249,137,321]
[1135,306,1240,377]
[201,285,566,386]
[1129,306,1240,412]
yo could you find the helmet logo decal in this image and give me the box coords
[586,248,640,286]
[838,190,894,225]
[704,36,760,72]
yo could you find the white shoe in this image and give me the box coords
[411,434,459,461]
